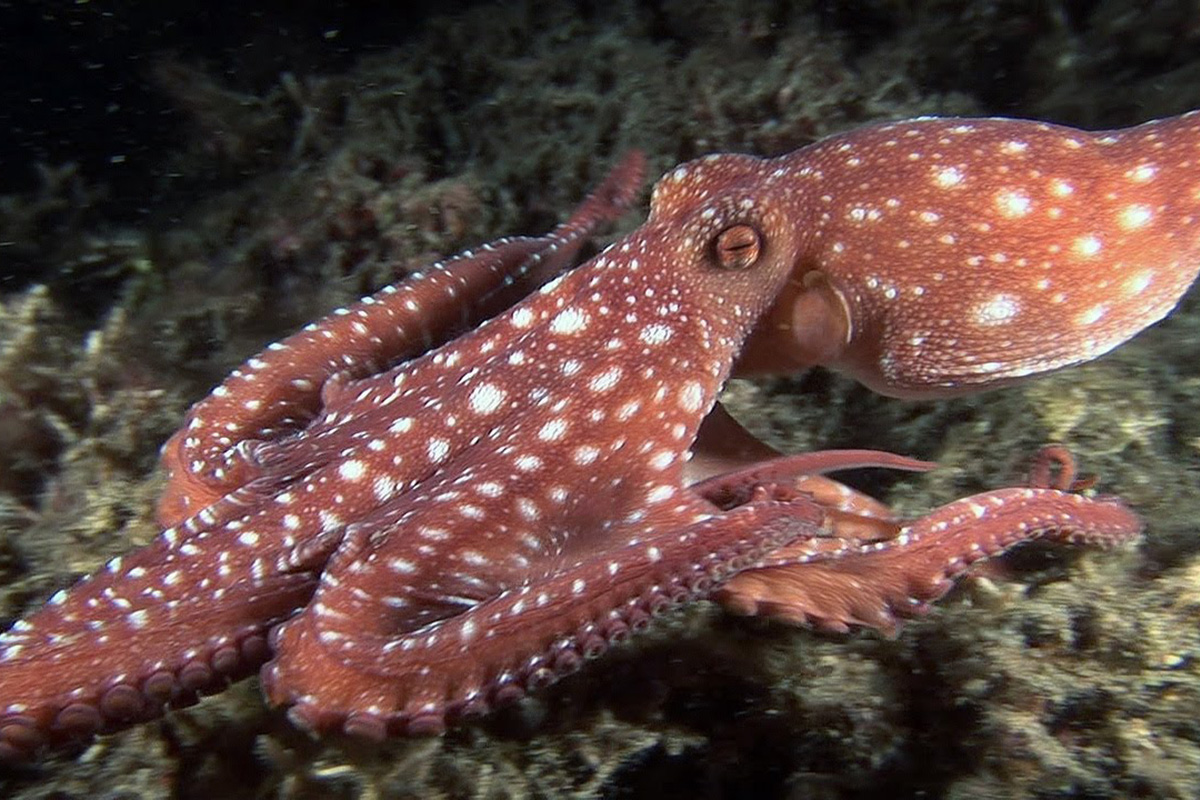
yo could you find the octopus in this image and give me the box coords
[3,110,1199,759]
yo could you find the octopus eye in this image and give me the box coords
[713,224,762,270]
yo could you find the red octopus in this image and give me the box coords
[3,111,1199,758]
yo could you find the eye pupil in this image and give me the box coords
[714,224,762,270]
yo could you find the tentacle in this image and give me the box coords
[717,485,1141,636]
[261,490,825,740]
[0,526,323,759]
[157,152,645,527]
[686,402,784,482]
[1027,443,1097,491]
[691,449,935,510]
[790,475,896,521]
[811,504,904,541]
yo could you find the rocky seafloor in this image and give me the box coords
[1,1,1199,798]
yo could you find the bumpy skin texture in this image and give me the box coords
[5,110,1199,758]
[736,113,1200,395]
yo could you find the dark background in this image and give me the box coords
[0,1,481,199]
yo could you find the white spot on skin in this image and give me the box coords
[1049,179,1073,197]
[649,450,675,470]
[1123,270,1153,296]
[477,481,504,498]
[517,497,541,521]
[995,189,1031,218]
[462,550,489,567]
[374,475,397,501]
[1073,235,1102,257]
[647,485,675,503]
[456,503,484,522]
[1118,204,1153,230]
[511,307,534,328]
[428,438,450,463]
[515,454,543,472]
[678,380,704,413]
[338,460,367,481]
[549,307,589,335]
[538,419,568,441]
[468,383,507,415]
[933,166,964,188]
[390,417,414,434]
[639,323,673,345]
[1077,304,1106,325]
[419,526,449,541]
[588,366,623,392]
[1128,164,1157,182]
[973,293,1021,326]
[572,445,600,466]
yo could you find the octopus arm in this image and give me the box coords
[261,490,826,739]
[156,152,645,528]
[717,486,1141,635]
[0,530,318,757]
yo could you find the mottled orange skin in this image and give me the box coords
[738,113,1200,397]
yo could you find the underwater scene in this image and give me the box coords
[1,2,1199,798]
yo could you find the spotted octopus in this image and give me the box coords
[3,111,1199,758]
